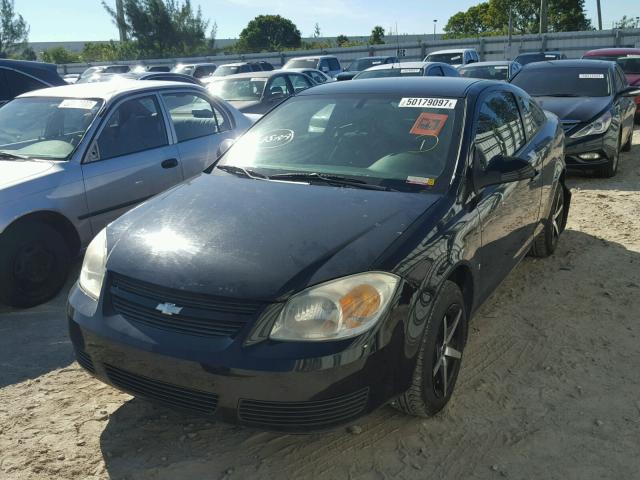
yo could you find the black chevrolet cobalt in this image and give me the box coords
[69,78,570,432]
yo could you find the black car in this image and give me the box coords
[458,61,522,81]
[336,56,399,81]
[511,60,638,177]
[0,59,66,105]
[514,51,566,65]
[68,77,570,432]
[206,70,315,115]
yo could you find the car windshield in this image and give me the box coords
[350,58,387,71]
[0,97,102,160]
[213,65,241,77]
[426,53,463,65]
[512,68,610,97]
[208,78,267,101]
[217,94,463,193]
[356,67,424,79]
[284,59,318,69]
[587,55,640,74]
[459,64,510,80]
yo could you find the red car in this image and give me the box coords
[583,48,640,121]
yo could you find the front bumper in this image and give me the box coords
[564,130,616,170]
[67,281,413,432]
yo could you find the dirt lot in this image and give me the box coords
[1,128,639,480]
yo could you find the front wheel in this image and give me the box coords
[531,185,566,258]
[599,135,621,178]
[395,281,468,417]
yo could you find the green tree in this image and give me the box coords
[82,40,139,62]
[102,0,210,57]
[17,45,35,60]
[370,25,385,44]
[548,0,591,32]
[41,46,81,64]
[336,34,349,46]
[0,0,29,58]
[615,15,640,29]
[313,22,321,38]
[237,15,301,52]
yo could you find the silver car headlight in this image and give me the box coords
[270,272,400,342]
[79,228,107,301]
[571,110,612,138]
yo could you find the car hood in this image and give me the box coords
[0,159,55,189]
[534,96,611,122]
[107,174,440,301]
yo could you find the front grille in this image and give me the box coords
[238,387,370,429]
[110,272,265,338]
[104,364,218,415]
[75,349,95,374]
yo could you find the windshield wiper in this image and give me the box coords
[268,172,392,191]
[0,151,29,160]
[216,164,268,179]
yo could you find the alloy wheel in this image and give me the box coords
[432,304,464,398]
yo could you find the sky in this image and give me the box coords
[19,0,636,42]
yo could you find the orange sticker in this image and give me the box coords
[410,112,448,136]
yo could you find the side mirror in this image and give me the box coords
[474,150,536,190]
[217,138,235,158]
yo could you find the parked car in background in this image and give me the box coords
[283,68,333,84]
[63,74,80,84]
[0,59,66,105]
[211,62,268,77]
[132,65,172,73]
[0,80,251,307]
[458,61,522,81]
[171,63,217,79]
[206,70,315,115]
[336,56,399,81]
[80,65,130,79]
[68,77,569,432]
[283,55,343,78]
[424,49,479,66]
[354,62,459,80]
[77,71,202,85]
[511,60,638,177]
[514,52,566,65]
[583,48,640,121]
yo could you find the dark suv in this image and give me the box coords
[0,59,66,106]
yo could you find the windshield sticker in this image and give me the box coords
[410,112,448,136]
[407,176,436,186]
[400,68,422,73]
[579,73,604,79]
[258,129,294,148]
[399,97,457,109]
[58,99,97,110]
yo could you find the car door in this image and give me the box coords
[261,75,293,113]
[473,90,542,299]
[160,90,235,178]
[81,93,182,232]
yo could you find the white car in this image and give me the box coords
[424,48,480,67]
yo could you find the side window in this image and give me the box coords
[517,95,544,140]
[239,64,252,73]
[95,96,167,161]
[429,66,444,77]
[5,70,47,98]
[194,66,215,78]
[311,72,325,83]
[328,58,341,71]
[318,59,329,72]
[615,67,628,90]
[162,92,221,142]
[0,70,10,101]
[475,92,526,168]
[268,76,292,96]
[288,74,312,92]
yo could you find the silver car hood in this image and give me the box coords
[0,159,55,189]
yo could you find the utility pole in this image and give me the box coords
[508,7,513,47]
[116,0,127,42]
[596,0,602,30]
[539,0,548,34]
[433,19,437,41]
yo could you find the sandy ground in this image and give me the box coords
[1,128,639,480]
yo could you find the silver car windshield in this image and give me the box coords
[0,97,103,160]
[218,94,463,193]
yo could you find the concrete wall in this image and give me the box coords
[57,28,640,74]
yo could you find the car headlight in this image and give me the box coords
[571,110,612,138]
[270,272,400,342]
[79,228,107,301]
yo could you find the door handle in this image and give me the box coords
[161,158,178,169]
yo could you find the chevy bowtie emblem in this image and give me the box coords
[155,302,183,316]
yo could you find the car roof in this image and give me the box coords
[18,80,203,101]
[177,62,216,67]
[583,48,640,56]
[521,59,613,70]
[0,59,65,86]
[427,48,475,54]
[297,76,487,97]
[286,55,338,61]
[516,51,563,56]
[460,61,513,67]
[364,61,441,71]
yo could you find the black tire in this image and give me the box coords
[621,129,632,152]
[395,281,468,417]
[0,221,71,308]
[531,185,565,258]
[599,134,621,178]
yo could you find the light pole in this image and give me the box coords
[433,20,438,41]
[596,0,602,30]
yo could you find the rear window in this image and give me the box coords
[213,65,240,77]
[350,58,388,71]
[511,68,610,97]
[587,55,640,74]
[284,59,318,69]
[459,64,510,81]
[426,53,463,65]
[356,67,424,79]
